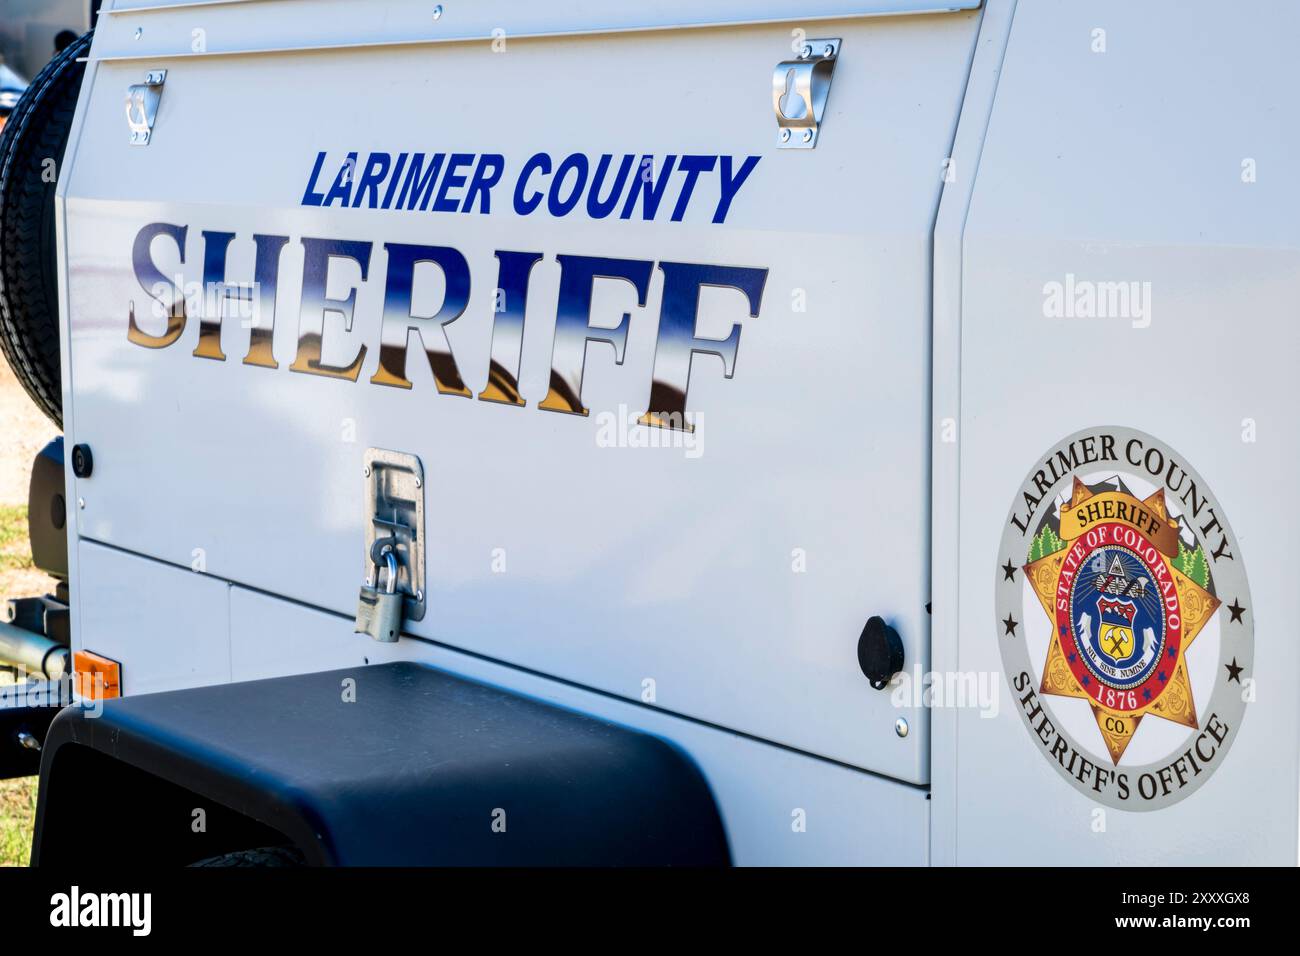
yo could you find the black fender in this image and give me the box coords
[32,661,730,866]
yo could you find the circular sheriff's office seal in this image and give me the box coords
[996,426,1253,810]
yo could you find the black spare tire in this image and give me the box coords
[0,31,93,428]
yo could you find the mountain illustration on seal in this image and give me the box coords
[1027,475,1212,593]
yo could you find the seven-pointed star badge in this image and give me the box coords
[1021,477,1219,763]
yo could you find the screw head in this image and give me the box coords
[801,44,812,58]
[802,129,814,143]
[415,589,424,602]
[363,465,372,478]
[780,128,791,143]
[134,27,143,39]
[414,476,422,488]
[824,43,835,57]
[895,718,909,738]
[433,4,443,19]
[77,497,85,510]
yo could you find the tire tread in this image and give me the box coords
[0,31,93,428]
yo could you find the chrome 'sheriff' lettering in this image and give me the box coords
[127,222,768,431]
[193,230,235,361]
[128,222,187,349]
[478,251,542,407]
[244,234,290,369]
[370,243,472,396]
[640,262,765,432]
[540,255,652,417]
[290,237,371,381]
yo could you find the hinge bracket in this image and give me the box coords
[773,39,839,149]
[125,70,165,146]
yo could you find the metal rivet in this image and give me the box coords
[780,129,791,143]
[432,4,443,19]
[895,718,909,738]
[802,129,814,143]
[77,497,85,510]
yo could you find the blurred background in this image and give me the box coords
[0,2,94,81]
[0,0,97,866]
[0,364,57,866]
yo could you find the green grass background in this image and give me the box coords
[0,777,36,866]
[0,504,39,866]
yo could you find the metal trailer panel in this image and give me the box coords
[77,540,231,693]
[60,4,983,785]
[226,582,931,865]
[928,0,1016,867]
[950,0,1300,864]
[94,0,980,55]
[70,542,931,864]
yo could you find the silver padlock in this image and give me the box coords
[355,550,403,642]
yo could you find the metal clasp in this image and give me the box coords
[360,448,426,622]
[356,547,404,643]
[773,39,839,149]
[374,548,399,594]
[126,70,165,146]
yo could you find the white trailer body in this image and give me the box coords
[41,0,1300,864]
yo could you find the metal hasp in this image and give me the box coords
[125,70,165,145]
[773,39,840,148]
[355,448,425,642]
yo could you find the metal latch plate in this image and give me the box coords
[361,448,426,623]
[126,70,165,146]
[773,39,839,148]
